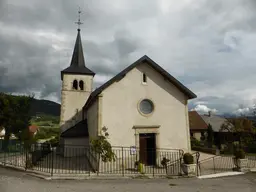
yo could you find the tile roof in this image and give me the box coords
[189,111,208,131]
[60,119,89,138]
[29,125,39,133]
[200,114,229,132]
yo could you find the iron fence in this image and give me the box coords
[197,154,256,176]
[247,155,256,168]
[198,155,235,176]
[1,142,255,177]
[0,143,184,177]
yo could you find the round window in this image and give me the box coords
[139,99,154,115]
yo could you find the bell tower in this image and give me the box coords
[60,9,95,132]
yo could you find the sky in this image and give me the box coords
[0,0,256,115]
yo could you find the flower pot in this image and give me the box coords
[181,163,197,176]
[233,157,248,172]
[138,163,145,174]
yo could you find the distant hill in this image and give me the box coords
[30,99,60,117]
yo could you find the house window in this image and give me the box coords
[139,99,154,115]
[79,80,84,90]
[142,73,147,83]
[72,80,78,90]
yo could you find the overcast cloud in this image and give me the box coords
[1,0,256,115]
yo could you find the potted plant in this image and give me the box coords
[134,160,145,174]
[233,149,248,172]
[181,153,196,176]
[134,160,140,170]
[161,157,170,168]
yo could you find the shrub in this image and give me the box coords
[134,160,140,167]
[161,157,170,167]
[190,137,201,147]
[138,162,144,174]
[183,153,194,164]
[90,136,116,162]
[234,149,245,159]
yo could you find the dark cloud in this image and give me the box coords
[1,0,256,114]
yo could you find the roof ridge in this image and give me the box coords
[83,55,197,110]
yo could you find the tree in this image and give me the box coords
[90,135,116,162]
[220,117,256,151]
[207,124,214,148]
[221,118,255,133]
[0,93,34,150]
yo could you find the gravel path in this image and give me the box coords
[0,167,256,192]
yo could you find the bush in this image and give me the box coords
[190,137,201,147]
[234,149,245,159]
[247,142,256,153]
[161,157,170,167]
[183,153,194,164]
[90,136,116,162]
[191,146,217,155]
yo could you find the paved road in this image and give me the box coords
[0,167,255,192]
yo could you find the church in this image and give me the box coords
[58,26,197,161]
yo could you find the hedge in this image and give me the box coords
[192,146,218,155]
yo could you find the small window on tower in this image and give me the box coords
[72,80,78,90]
[143,73,147,83]
[79,80,84,90]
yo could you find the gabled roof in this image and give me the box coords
[83,55,197,110]
[189,111,208,131]
[201,114,230,132]
[61,29,95,80]
[60,119,89,138]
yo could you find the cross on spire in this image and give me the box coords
[75,7,83,31]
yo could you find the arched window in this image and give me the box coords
[72,80,78,90]
[79,80,84,90]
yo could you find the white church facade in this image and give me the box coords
[59,27,197,164]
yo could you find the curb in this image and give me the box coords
[2,163,255,180]
[197,172,244,179]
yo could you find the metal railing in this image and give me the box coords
[198,155,236,176]
[0,143,183,177]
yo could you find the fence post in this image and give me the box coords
[51,149,54,177]
[196,152,200,176]
[3,148,6,166]
[122,147,124,177]
[88,147,90,177]
[153,149,155,177]
[213,157,216,174]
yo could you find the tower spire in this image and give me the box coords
[75,7,83,31]
[60,7,95,80]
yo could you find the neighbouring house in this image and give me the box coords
[0,127,5,139]
[0,127,16,140]
[189,111,208,141]
[0,125,38,140]
[58,27,197,167]
[29,125,39,137]
[201,111,234,148]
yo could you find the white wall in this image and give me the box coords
[100,63,191,151]
[86,97,99,139]
[63,137,89,157]
[193,132,201,141]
